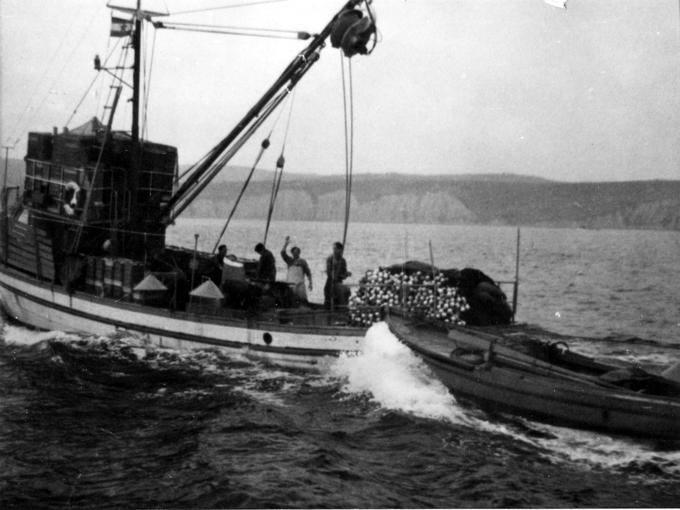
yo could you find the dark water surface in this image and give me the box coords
[1,222,679,508]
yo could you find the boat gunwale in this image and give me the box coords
[0,263,365,337]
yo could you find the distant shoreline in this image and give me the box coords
[4,158,680,231]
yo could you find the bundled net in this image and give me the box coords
[348,267,470,327]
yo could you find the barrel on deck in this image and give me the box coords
[94,258,105,297]
[85,256,96,292]
[103,258,114,296]
[122,259,145,301]
[111,260,124,298]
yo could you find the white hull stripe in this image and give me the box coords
[0,276,350,358]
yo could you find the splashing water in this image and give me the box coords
[328,322,680,478]
[516,419,680,477]
[330,322,492,429]
[1,324,78,347]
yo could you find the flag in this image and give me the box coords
[544,0,567,8]
[111,16,133,37]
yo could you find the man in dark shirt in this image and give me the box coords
[210,244,228,285]
[324,241,351,309]
[254,243,276,282]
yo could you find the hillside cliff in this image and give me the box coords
[3,159,679,229]
[185,174,680,230]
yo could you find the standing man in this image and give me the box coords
[281,236,313,302]
[211,244,228,285]
[324,241,351,309]
[254,242,276,282]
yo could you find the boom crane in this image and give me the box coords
[156,0,376,227]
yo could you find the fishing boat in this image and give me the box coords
[0,1,387,368]
[387,314,680,439]
[0,0,517,369]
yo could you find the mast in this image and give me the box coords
[131,0,142,144]
[126,0,143,256]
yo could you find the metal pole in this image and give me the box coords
[2,146,11,264]
[2,146,9,197]
[428,240,437,313]
[512,227,521,321]
[190,233,199,292]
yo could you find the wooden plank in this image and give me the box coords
[8,244,38,261]
[7,255,38,274]
[8,243,54,267]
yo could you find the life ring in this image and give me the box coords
[63,181,81,216]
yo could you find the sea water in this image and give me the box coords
[1,220,679,508]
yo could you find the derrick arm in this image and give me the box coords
[157,0,364,227]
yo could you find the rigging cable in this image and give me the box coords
[99,41,131,124]
[340,53,354,248]
[263,89,296,245]
[71,43,131,251]
[65,39,122,127]
[5,7,98,145]
[171,0,291,16]
[25,8,101,132]
[5,11,79,144]
[154,21,310,40]
[142,25,159,140]
[168,85,292,225]
[210,91,292,252]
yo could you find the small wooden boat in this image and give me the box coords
[386,314,680,439]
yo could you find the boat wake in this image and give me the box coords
[1,324,80,347]
[3,322,678,479]
[327,322,680,479]
[1,323,309,407]
[513,419,680,478]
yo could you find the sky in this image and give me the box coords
[1,0,679,182]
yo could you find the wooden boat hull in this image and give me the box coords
[387,317,680,439]
[0,265,364,369]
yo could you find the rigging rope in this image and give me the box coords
[340,54,354,248]
[212,91,293,252]
[263,90,295,245]
[154,23,309,40]
[171,0,291,16]
[6,8,100,145]
[211,137,270,254]
[65,39,122,127]
[71,44,131,252]
[142,27,158,140]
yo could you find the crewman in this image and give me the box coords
[281,236,313,302]
[324,241,351,309]
[254,242,276,282]
[211,244,228,285]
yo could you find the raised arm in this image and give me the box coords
[280,236,293,265]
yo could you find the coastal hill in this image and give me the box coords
[185,168,680,231]
[3,159,679,230]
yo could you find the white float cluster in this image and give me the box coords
[348,268,469,327]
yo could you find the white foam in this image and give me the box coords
[326,320,680,474]
[330,322,488,427]
[517,419,680,476]
[1,324,78,346]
